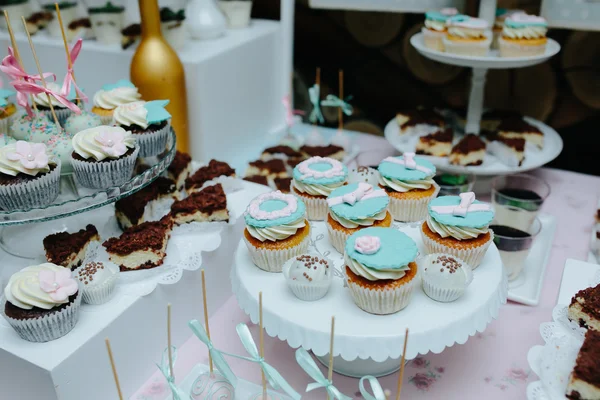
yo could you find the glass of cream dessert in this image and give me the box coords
[490,217,541,281]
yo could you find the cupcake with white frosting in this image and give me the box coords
[498,13,548,57]
[291,156,348,220]
[283,254,332,301]
[33,82,79,125]
[91,79,142,124]
[443,15,492,56]
[0,141,61,210]
[3,263,82,342]
[422,8,458,51]
[112,100,171,157]
[70,125,139,189]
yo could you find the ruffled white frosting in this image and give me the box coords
[72,125,135,161]
[93,86,141,110]
[112,101,149,129]
[293,179,345,196]
[426,214,488,240]
[246,215,306,242]
[0,143,51,177]
[344,252,408,281]
[502,26,547,39]
[4,263,74,310]
[425,19,446,32]
[33,82,67,108]
[378,174,434,193]
[330,209,387,229]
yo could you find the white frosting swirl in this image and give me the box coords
[72,125,136,161]
[425,19,446,32]
[0,142,51,177]
[246,215,306,242]
[426,214,488,240]
[344,252,408,281]
[330,209,387,229]
[502,26,547,39]
[112,101,149,129]
[378,174,434,193]
[4,263,75,310]
[292,179,345,196]
[93,86,141,110]
[448,17,488,38]
[33,82,67,108]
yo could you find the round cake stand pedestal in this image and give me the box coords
[314,354,404,378]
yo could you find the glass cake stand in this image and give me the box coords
[0,130,177,259]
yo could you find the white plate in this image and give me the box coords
[410,33,561,69]
[507,213,557,306]
[384,116,563,176]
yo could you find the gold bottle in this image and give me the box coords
[130,0,189,153]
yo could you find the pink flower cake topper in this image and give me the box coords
[431,192,492,218]
[7,141,49,169]
[355,235,381,255]
[38,268,78,302]
[95,128,129,157]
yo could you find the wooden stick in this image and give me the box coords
[201,269,213,373]
[167,303,175,382]
[338,70,343,130]
[54,2,79,106]
[328,316,335,400]
[396,328,409,400]
[105,338,124,400]
[259,292,266,399]
[21,16,60,127]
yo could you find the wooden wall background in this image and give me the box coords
[252,0,600,175]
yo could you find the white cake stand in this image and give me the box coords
[231,221,508,377]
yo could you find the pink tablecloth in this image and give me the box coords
[132,139,599,400]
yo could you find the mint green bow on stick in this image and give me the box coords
[295,348,352,400]
[157,346,191,400]
[308,84,324,124]
[360,376,387,400]
[321,94,354,116]
[188,320,238,387]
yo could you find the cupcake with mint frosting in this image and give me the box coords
[326,182,391,253]
[498,13,548,57]
[91,80,142,124]
[112,100,171,157]
[70,125,139,189]
[422,8,458,51]
[421,192,494,268]
[345,227,418,314]
[0,141,61,210]
[243,191,310,272]
[378,153,439,222]
[291,156,348,220]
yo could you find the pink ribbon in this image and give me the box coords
[12,80,81,114]
[382,153,433,175]
[430,192,492,218]
[282,95,305,127]
[327,182,387,207]
[60,39,87,103]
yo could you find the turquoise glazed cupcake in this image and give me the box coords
[378,152,439,222]
[326,182,391,253]
[64,110,102,136]
[344,227,419,314]
[421,192,494,268]
[291,156,348,220]
[11,111,58,141]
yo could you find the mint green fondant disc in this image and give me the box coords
[293,160,348,186]
[378,155,436,182]
[505,18,547,28]
[425,11,452,22]
[328,183,389,221]
[428,195,494,228]
[245,196,306,228]
[345,227,417,270]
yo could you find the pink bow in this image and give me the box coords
[60,39,87,103]
[282,95,305,127]
[12,80,81,114]
[431,192,492,218]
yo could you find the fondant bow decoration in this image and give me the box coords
[188,320,238,387]
[382,153,433,175]
[157,346,191,400]
[360,376,388,400]
[321,94,354,116]
[308,84,324,124]
[281,95,305,128]
[327,182,386,207]
[12,80,81,114]
[430,191,492,218]
[295,348,352,400]
[61,38,88,103]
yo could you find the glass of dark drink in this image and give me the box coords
[491,174,550,231]
[490,218,542,281]
[434,173,476,196]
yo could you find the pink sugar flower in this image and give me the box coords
[95,128,128,157]
[6,141,48,169]
[39,269,78,302]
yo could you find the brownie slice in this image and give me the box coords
[566,329,600,399]
[569,285,600,332]
[261,145,302,159]
[243,175,269,186]
[185,159,236,193]
[245,159,287,179]
[274,177,292,193]
[43,225,100,270]
[167,150,192,189]
[170,183,229,225]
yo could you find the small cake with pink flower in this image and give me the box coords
[70,125,139,189]
[422,8,458,51]
[498,13,548,57]
[443,15,492,56]
[345,227,418,315]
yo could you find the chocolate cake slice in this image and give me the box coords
[170,183,229,225]
[566,329,600,399]
[569,284,600,332]
[300,145,345,161]
[103,217,173,271]
[43,225,100,270]
[449,134,486,166]
[167,150,192,189]
[185,159,236,194]
[245,159,288,179]
[261,145,303,161]
[395,109,444,138]
[416,128,453,157]
[487,136,526,167]
[243,175,269,186]
[498,117,544,149]
[274,177,292,193]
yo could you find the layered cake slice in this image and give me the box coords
[43,225,100,270]
[449,134,486,166]
[487,134,526,167]
[568,284,600,331]
[396,109,445,139]
[416,128,453,156]
[300,144,345,161]
[243,175,269,187]
[245,159,288,180]
[261,145,303,161]
[170,183,229,225]
[566,329,600,400]
[103,217,173,271]
[274,177,292,193]
[498,118,544,149]
[185,159,236,194]
[167,150,192,189]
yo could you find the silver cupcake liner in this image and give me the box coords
[0,160,61,210]
[71,146,139,189]
[130,121,171,158]
[40,107,73,126]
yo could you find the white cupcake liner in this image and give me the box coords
[388,183,440,223]
[420,226,493,269]
[243,226,311,273]
[327,219,350,254]
[2,290,82,342]
[422,27,446,51]
[71,146,140,189]
[130,120,171,158]
[282,255,333,301]
[1,110,17,135]
[0,160,61,210]
[78,264,120,305]
[345,271,417,315]
[498,37,546,57]
[442,35,492,56]
[291,184,328,221]
[418,253,474,302]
